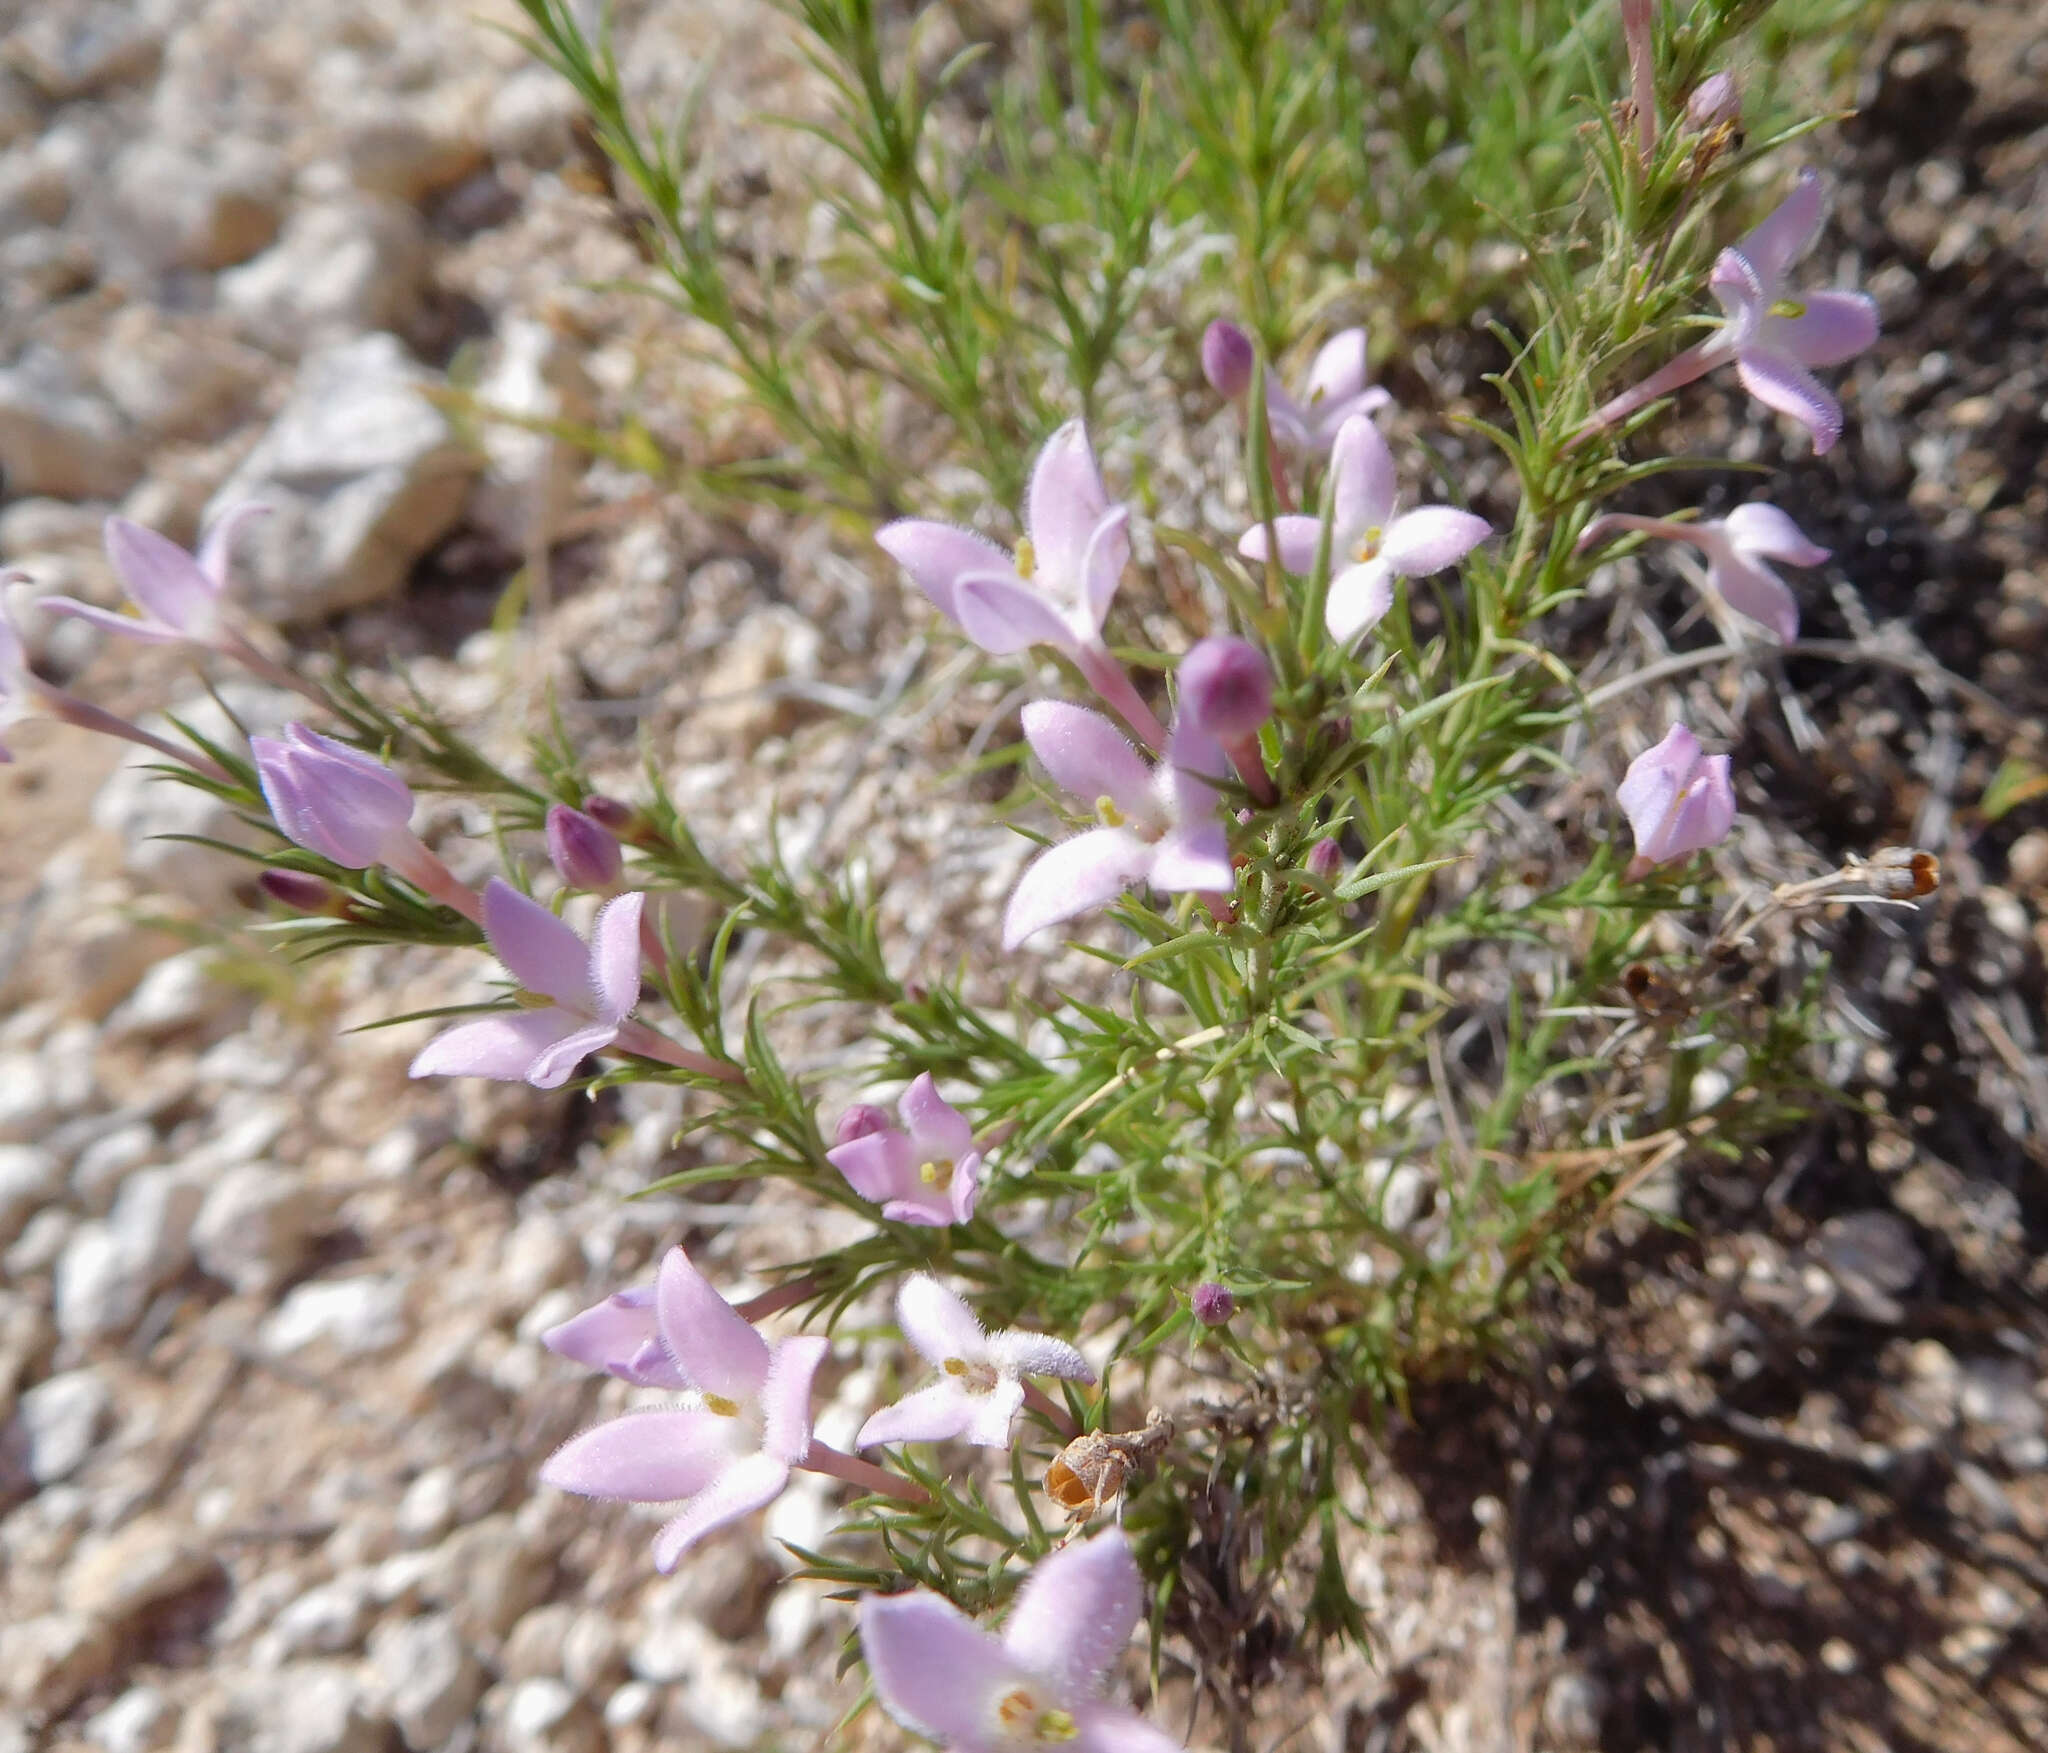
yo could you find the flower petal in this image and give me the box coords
[1329,415,1398,544]
[1379,507,1491,578]
[1309,386,1393,451]
[1003,829,1157,949]
[860,1590,1023,1744]
[856,1380,974,1448]
[1072,1704,1187,1753]
[649,1452,789,1571]
[1720,503,1830,568]
[900,1072,976,1162]
[103,517,219,637]
[196,501,269,591]
[539,1408,735,1503]
[897,1274,986,1367]
[543,1286,657,1376]
[1236,515,1325,575]
[1768,291,1878,369]
[1003,1528,1144,1697]
[877,1193,955,1228]
[1617,725,1699,862]
[655,1245,770,1403]
[1734,170,1824,288]
[482,878,594,1010]
[961,1378,1027,1448]
[949,1152,983,1225]
[1662,755,1736,860]
[1078,505,1131,635]
[1302,328,1369,410]
[826,1128,915,1204]
[1708,552,1800,642]
[524,1020,620,1089]
[760,1333,827,1464]
[408,1010,580,1082]
[956,572,1081,656]
[1027,419,1113,596]
[1323,559,1396,645]
[986,1330,1096,1382]
[1708,246,1765,330]
[36,598,189,643]
[1022,700,1155,820]
[1735,346,1844,453]
[877,520,1015,624]
[587,890,646,1022]
[1147,821,1233,895]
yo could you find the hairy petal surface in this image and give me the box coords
[1028,420,1113,594]
[524,1021,620,1089]
[1379,507,1491,577]
[1003,829,1156,949]
[1022,701,1156,820]
[1735,170,1825,287]
[760,1334,828,1464]
[409,1011,579,1082]
[650,1452,789,1571]
[482,879,594,1010]
[955,572,1081,656]
[1324,560,1396,645]
[897,1274,988,1367]
[1723,503,1830,567]
[860,1591,1023,1744]
[1003,1530,1145,1698]
[1330,415,1399,541]
[1236,515,1325,575]
[856,1380,973,1448]
[539,1409,733,1503]
[875,520,1013,623]
[655,1246,770,1402]
[987,1330,1095,1381]
[587,891,646,1021]
[1769,291,1879,368]
[1735,347,1843,452]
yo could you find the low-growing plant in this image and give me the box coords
[4,0,1946,1744]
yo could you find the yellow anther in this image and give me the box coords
[942,1357,1000,1392]
[1351,524,1384,564]
[1094,796,1127,828]
[996,1689,1036,1730]
[918,1158,951,1187]
[512,989,556,1009]
[702,1393,742,1418]
[1768,298,1806,320]
[1035,1709,1079,1743]
[1014,536,1036,580]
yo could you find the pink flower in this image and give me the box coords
[1003,700,1233,950]
[408,878,645,1088]
[859,1529,1181,1753]
[542,1282,681,1389]
[1202,321,1391,457]
[1238,414,1491,644]
[857,1276,1093,1450]
[539,1247,827,1570]
[254,725,421,869]
[42,507,268,651]
[1581,174,1879,454]
[546,803,625,891]
[1580,503,1829,642]
[1618,724,1736,870]
[826,1074,982,1227]
[876,422,1164,748]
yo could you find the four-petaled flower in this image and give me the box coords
[1581,502,1829,642]
[43,507,268,652]
[1581,173,1878,454]
[857,1275,1093,1450]
[1224,324,1392,457]
[1003,700,1233,951]
[1238,413,1492,645]
[859,1528,1181,1753]
[539,1247,827,1570]
[1617,723,1737,873]
[409,878,645,1089]
[827,1074,983,1227]
[876,422,1164,748]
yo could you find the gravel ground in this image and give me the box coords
[0,2,2043,1752]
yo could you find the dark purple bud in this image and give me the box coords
[582,793,656,848]
[547,803,624,890]
[259,868,344,915]
[835,1103,891,1147]
[1191,1282,1236,1327]
[1686,71,1740,129]
[1178,636,1274,740]
[1201,320,1255,401]
[1306,837,1343,882]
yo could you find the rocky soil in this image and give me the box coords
[0,1,2043,1752]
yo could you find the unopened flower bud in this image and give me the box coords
[1617,724,1736,870]
[1178,637,1273,740]
[1191,1282,1235,1326]
[258,868,344,915]
[582,793,655,847]
[251,724,416,869]
[1306,837,1343,882]
[1687,71,1740,130]
[547,803,624,891]
[1201,319,1255,401]
[834,1103,891,1147]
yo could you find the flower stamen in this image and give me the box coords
[702,1393,742,1418]
[1767,297,1806,319]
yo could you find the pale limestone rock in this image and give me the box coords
[0,348,137,501]
[191,1163,326,1296]
[218,199,428,355]
[204,333,481,624]
[15,1368,111,1485]
[106,136,287,272]
[0,1144,60,1246]
[369,1613,485,1752]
